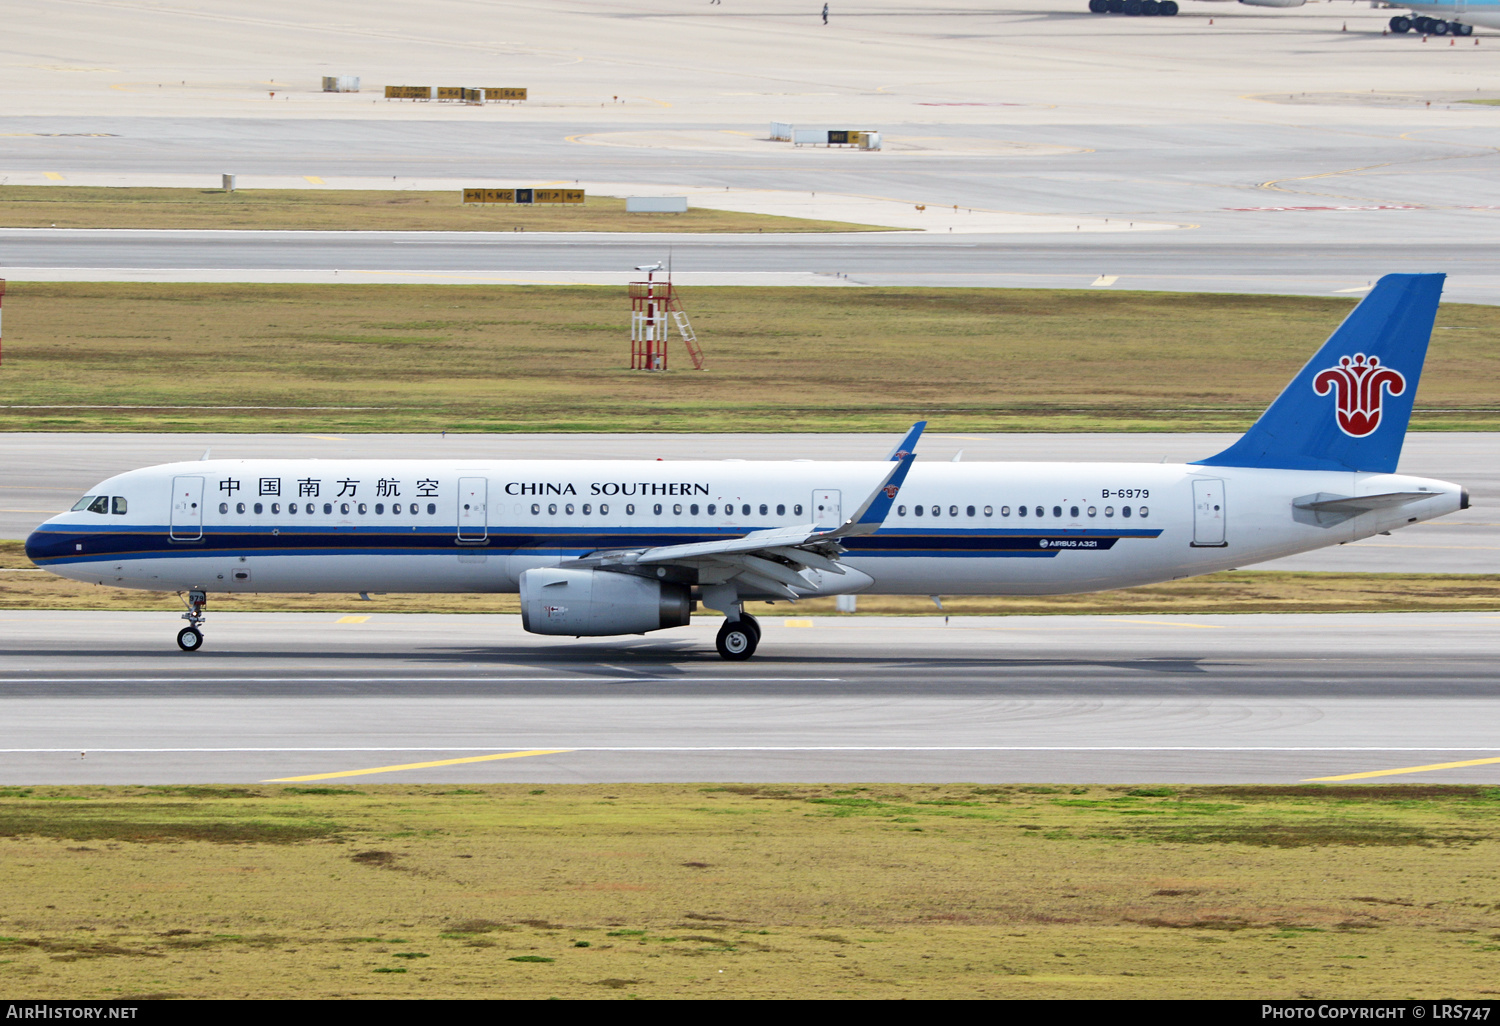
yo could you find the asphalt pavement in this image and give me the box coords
[1,609,1495,785]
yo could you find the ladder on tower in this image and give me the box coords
[667,299,707,371]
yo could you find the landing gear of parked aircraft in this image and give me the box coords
[1089,0,1178,14]
[716,615,760,661]
[1391,15,1471,35]
[177,590,207,651]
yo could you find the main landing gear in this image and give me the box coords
[715,613,760,661]
[1088,0,1180,16]
[177,590,207,652]
[1390,15,1472,35]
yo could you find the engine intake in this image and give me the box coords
[520,567,692,637]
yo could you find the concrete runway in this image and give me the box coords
[6,3,1500,299]
[1,610,1497,785]
[10,229,1500,301]
[5,3,1499,789]
[3,431,1492,571]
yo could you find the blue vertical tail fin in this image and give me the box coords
[1194,273,1444,474]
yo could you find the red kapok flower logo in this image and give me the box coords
[1312,353,1406,438]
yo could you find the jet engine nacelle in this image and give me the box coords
[1238,0,1305,7]
[519,567,692,637]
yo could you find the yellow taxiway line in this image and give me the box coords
[1304,756,1500,782]
[266,749,572,782]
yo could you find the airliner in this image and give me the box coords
[1084,0,1499,32]
[26,274,1465,660]
[1085,0,1300,17]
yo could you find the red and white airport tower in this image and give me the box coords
[629,262,705,371]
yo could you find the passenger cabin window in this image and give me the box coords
[531,504,540,515]
[1053,506,1062,518]
[1122,506,1133,518]
[1139,506,1149,518]
[1018,506,1027,517]
[237,502,247,514]
[219,503,229,514]
[1070,506,1079,518]
[626,504,635,515]
[1000,506,1010,517]
[673,504,682,515]
[897,505,906,516]
[777,504,786,516]
[1105,506,1115,517]
[949,505,958,517]
[914,505,923,517]
[760,504,768,516]
[654,504,663,515]
[966,506,975,517]
[983,505,993,517]
[794,504,803,516]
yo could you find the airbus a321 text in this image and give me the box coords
[27,274,1466,660]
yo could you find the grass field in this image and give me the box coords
[4,284,1500,434]
[5,542,1499,616]
[0,783,1496,999]
[0,187,891,233]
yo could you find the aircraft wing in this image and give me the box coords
[572,422,924,598]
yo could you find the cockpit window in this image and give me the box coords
[71,496,97,512]
[112,497,128,515]
[85,496,110,515]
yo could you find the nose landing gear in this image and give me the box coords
[715,613,760,660]
[177,590,207,652]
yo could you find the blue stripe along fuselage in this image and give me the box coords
[26,524,1164,566]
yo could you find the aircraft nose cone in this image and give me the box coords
[24,525,69,564]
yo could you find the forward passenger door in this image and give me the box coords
[169,476,204,542]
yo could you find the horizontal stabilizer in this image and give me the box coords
[1292,490,1438,527]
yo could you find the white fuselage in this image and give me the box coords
[28,458,1464,598]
